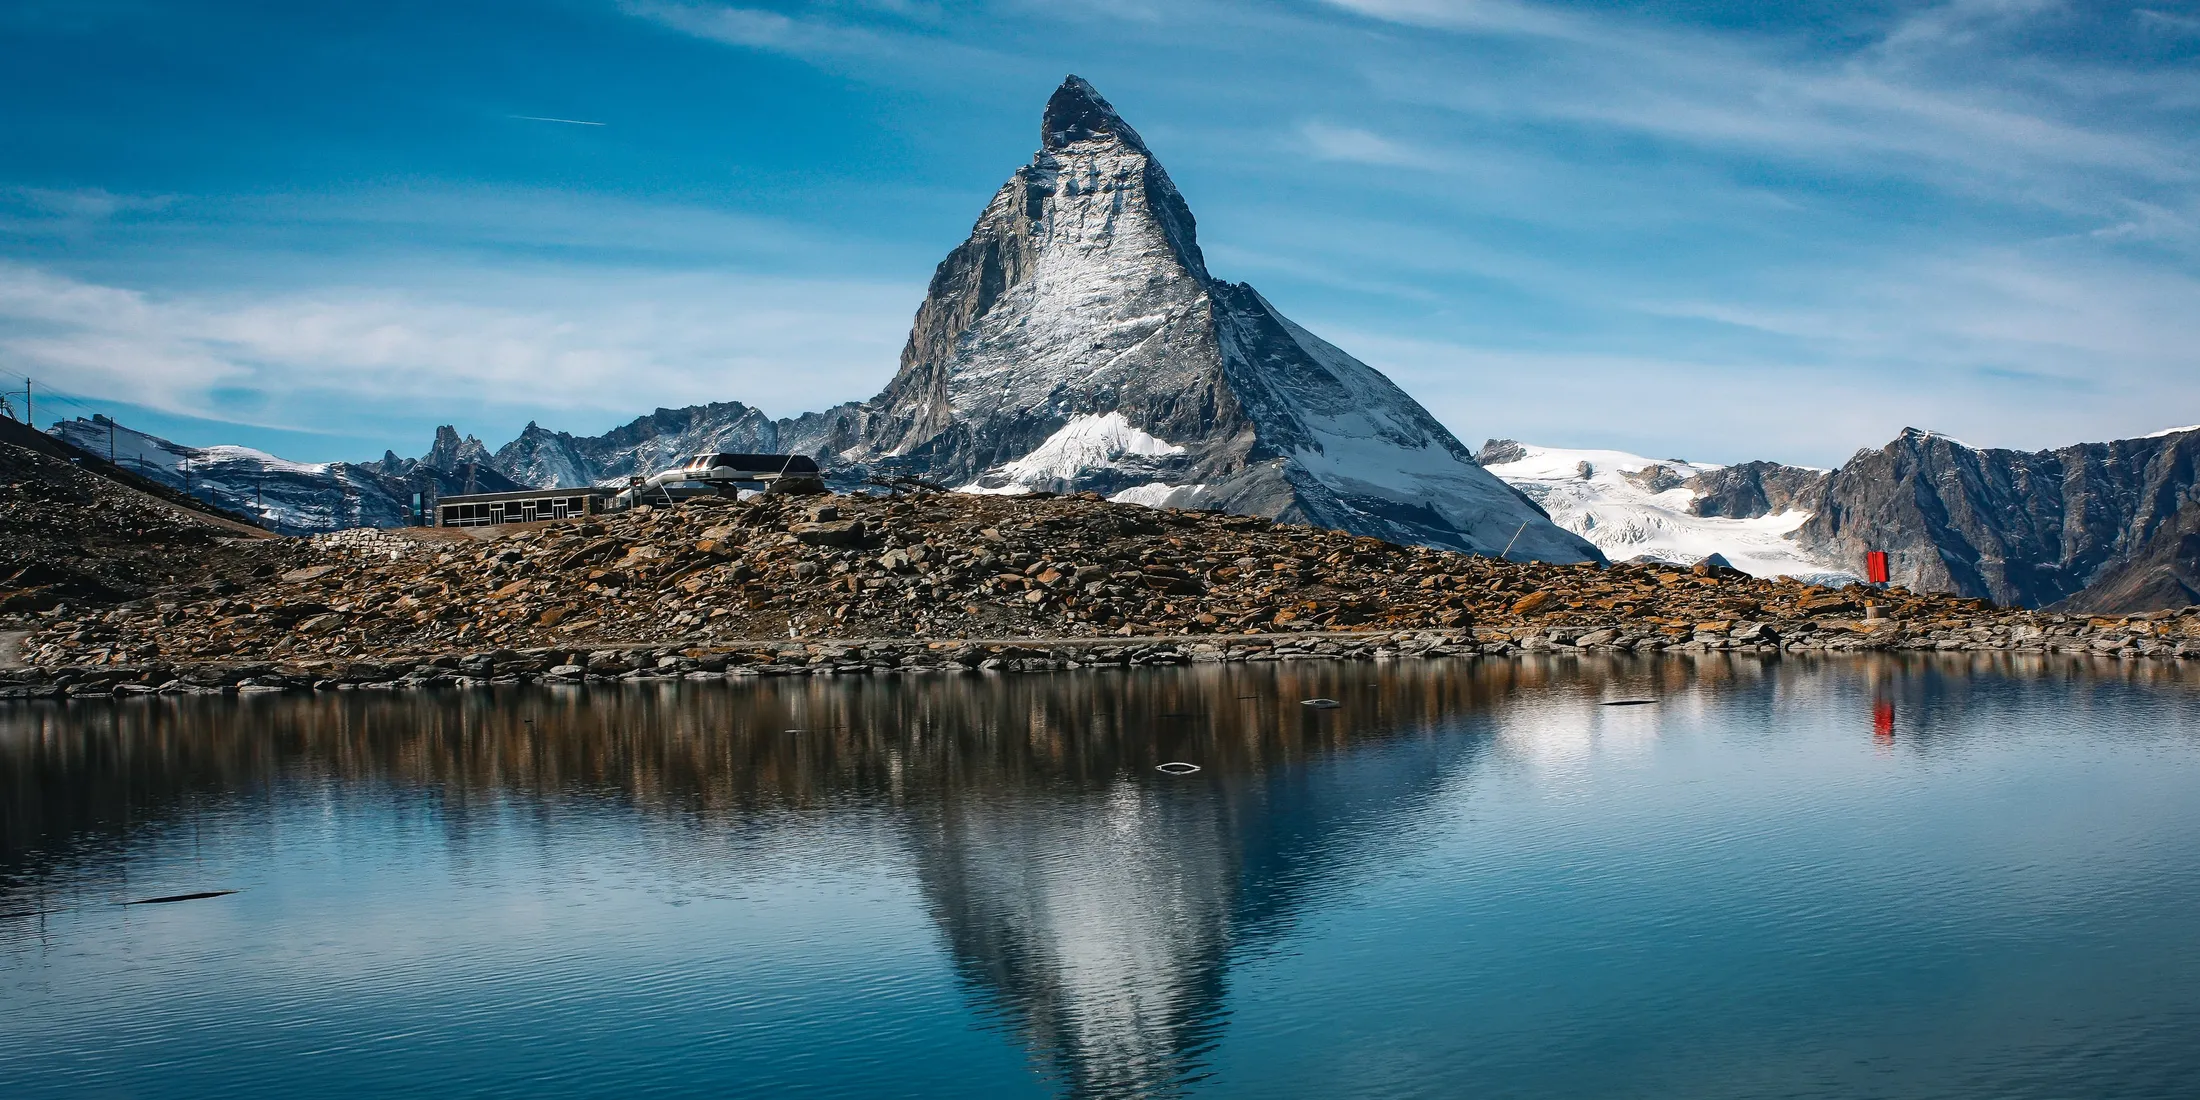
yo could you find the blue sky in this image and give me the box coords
[2,0,2195,466]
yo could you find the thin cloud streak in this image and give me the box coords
[0,261,918,443]
[509,115,607,126]
[1330,2,2195,196]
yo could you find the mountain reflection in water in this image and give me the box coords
[4,653,2197,1100]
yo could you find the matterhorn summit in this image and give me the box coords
[849,76,1598,561]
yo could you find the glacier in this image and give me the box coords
[1480,440,1856,583]
[960,412,1188,495]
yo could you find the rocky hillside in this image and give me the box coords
[2049,496,2200,613]
[16,487,2105,670]
[49,417,524,534]
[1,420,276,619]
[1794,426,2200,609]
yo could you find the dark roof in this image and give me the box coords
[696,453,821,474]
[437,487,612,505]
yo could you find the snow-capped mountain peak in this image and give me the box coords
[848,75,1599,561]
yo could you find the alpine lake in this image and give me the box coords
[5,652,2199,1099]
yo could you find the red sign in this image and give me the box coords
[1866,551,1890,585]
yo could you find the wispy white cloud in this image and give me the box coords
[623,1,870,54]
[1298,120,1439,169]
[1318,0,1580,38]
[1320,331,1887,463]
[0,261,917,437]
[2135,8,2200,35]
[2,186,174,228]
[1873,0,2063,56]
[1650,249,2200,370]
[1324,0,2197,201]
[619,0,992,66]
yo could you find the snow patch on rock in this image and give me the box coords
[1109,482,1203,508]
[961,413,1186,495]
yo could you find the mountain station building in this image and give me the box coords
[434,487,613,528]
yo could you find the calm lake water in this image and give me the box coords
[4,655,2200,1099]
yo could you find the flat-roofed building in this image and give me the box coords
[436,487,612,528]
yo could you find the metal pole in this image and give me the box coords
[1498,521,1528,561]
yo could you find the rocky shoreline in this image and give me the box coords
[6,488,2196,701]
[4,614,2195,700]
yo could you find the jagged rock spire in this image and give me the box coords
[838,76,1602,562]
[1042,75,1147,152]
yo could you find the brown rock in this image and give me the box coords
[1510,590,1555,615]
[790,519,866,547]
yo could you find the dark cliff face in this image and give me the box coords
[857,73,1239,491]
[1686,461,1829,519]
[2055,497,2200,612]
[1795,427,2200,608]
[487,403,787,488]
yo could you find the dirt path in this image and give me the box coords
[0,630,28,669]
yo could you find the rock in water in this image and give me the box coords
[853,76,1600,563]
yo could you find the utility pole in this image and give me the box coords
[108,416,116,464]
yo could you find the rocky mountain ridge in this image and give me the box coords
[1792,426,2200,611]
[1477,427,2200,612]
[49,417,524,535]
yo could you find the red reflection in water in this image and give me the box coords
[1873,699,1895,742]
